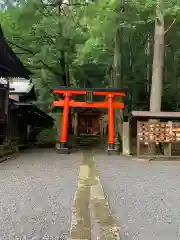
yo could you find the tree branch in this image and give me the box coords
[165,19,176,35]
[45,1,88,7]
[7,40,62,77]
[8,40,35,55]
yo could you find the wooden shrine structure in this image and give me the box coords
[52,87,125,154]
[0,25,54,154]
[131,111,180,157]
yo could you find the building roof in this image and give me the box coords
[0,25,31,79]
[53,87,127,93]
[12,101,54,128]
[0,78,7,84]
[131,111,180,120]
[9,78,33,94]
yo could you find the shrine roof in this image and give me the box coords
[131,111,180,121]
[0,25,31,79]
[53,87,127,93]
[9,78,33,94]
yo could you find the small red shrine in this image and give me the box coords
[52,87,125,154]
[73,109,104,136]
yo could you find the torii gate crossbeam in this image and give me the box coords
[52,88,125,154]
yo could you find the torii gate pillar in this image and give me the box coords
[52,88,125,154]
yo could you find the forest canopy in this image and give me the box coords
[0,0,180,112]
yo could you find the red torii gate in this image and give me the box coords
[52,88,125,154]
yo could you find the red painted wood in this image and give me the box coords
[53,89,125,147]
[53,89,125,97]
[60,93,70,143]
[53,100,124,109]
[108,95,115,144]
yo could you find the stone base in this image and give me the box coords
[56,142,70,154]
[107,149,119,155]
[56,147,70,154]
[107,144,119,155]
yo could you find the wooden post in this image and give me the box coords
[122,120,130,155]
[163,121,172,157]
[60,93,70,147]
[137,121,140,157]
[55,111,62,150]
[74,112,78,136]
[107,94,115,150]
[99,116,103,137]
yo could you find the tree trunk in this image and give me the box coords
[113,0,124,149]
[113,27,122,89]
[113,26,123,147]
[150,0,164,112]
[146,36,153,97]
[149,0,164,154]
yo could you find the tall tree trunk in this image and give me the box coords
[60,51,70,87]
[146,36,153,97]
[113,1,124,149]
[113,28,122,89]
[113,27,123,143]
[149,0,164,154]
[57,1,73,141]
[150,0,164,112]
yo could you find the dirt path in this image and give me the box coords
[70,150,122,240]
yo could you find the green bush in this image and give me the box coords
[36,125,57,145]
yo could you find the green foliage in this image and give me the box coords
[0,0,180,112]
[36,126,57,145]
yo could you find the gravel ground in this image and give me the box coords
[95,154,180,240]
[2,147,180,240]
[0,148,82,240]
